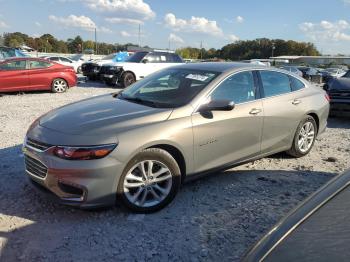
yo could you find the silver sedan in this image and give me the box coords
[23,63,330,212]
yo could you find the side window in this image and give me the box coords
[60,57,71,63]
[260,71,291,98]
[289,76,305,91]
[211,71,256,104]
[28,61,52,69]
[145,54,160,63]
[0,60,26,70]
[167,54,183,63]
[49,57,59,61]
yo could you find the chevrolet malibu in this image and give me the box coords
[23,63,330,213]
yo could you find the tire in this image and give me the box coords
[51,78,68,93]
[287,115,317,158]
[117,148,181,213]
[121,72,136,88]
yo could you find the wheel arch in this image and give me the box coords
[306,112,320,134]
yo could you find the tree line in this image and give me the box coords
[2,32,321,60]
[1,32,136,55]
[176,38,320,60]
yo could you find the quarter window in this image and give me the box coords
[28,61,52,69]
[211,71,256,104]
[260,71,291,97]
[289,76,305,91]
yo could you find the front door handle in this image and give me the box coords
[249,108,262,115]
[292,99,301,105]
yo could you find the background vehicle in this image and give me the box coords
[81,52,130,80]
[324,72,350,114]
[0,46,27,61]
[0,58,77,93]
[24,63,329,213]
[43,56,82,73]
[100,51,184,87]
[279,66,303,77]
[243,169,350,262]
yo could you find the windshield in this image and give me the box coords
[125,52,148,63]
[102,53,115,60]
[325,68,340,73]
[119,68,220,108]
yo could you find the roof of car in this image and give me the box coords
[2,57,51,62]
[176,62,264,72]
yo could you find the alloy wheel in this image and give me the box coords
[297,121,315,153]
[123,160,173,208]
[53,79,67,93]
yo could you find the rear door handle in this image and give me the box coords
[249,108,262,115]
[292,99,301,105]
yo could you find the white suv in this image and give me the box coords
[100,51,184,87]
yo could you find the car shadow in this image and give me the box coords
[0,143,336,261]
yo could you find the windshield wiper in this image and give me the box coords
[117,93,159,108]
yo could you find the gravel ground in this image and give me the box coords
[0,81,349,261]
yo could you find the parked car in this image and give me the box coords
[23,63,329,212]
[0,46,27,61]
[0,58,77,93]
[243,169,350,262]
[100,51,184,87]
[324,72,350,114]
[81,52,130,80]
[43,56,82,74]
[279,66,303,77]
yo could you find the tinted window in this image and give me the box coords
[49,57,59,61]
[28,60,52,69]
[211,71,256,104]
[289,76,305,91]
[0,60,26,70]
[260,71,291,97]
[145,53,168,63]
[344,71,350,78]
[125,52,148,63]
[60,57,72,63]
[167,54,183,63]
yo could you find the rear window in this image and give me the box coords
[260,71,291,97]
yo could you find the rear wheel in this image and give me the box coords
[51,78,68,93]
[287,116,317,157]
[121,72,136,88]
[117,148,181,213]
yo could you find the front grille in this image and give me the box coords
[100,65,116,75]
[25,155,48,179]
[82,63,100,73]
[26,138,52,151]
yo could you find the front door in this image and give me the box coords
[192,71,264,173]
[0,60,28,91]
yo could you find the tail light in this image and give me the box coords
[325,94,330,102]
[53,144,117,160]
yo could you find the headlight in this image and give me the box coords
[110,66,122,71]
[53,144,117,160]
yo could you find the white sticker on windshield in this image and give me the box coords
[186,74,209,82]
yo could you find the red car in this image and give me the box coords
[0,58,77,93]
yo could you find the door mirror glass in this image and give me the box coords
[198,100,235,112]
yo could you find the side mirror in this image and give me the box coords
[142,59,149,64]
[198,100,235,112]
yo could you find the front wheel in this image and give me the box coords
[117,148,181,213]
[51,78,68,93]
[287,116,317,158]
[121,72,136,88]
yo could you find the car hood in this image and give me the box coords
[84,60,112,66]
[39,94,173,136]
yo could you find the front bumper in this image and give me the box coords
[23,138,124,208]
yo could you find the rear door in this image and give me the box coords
[27,60,54,89]
[258,70,306,154]
[0,60,29,91]
[192,70,264,173]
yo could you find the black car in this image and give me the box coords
[243,169,350,262]
[324,71,350,114]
